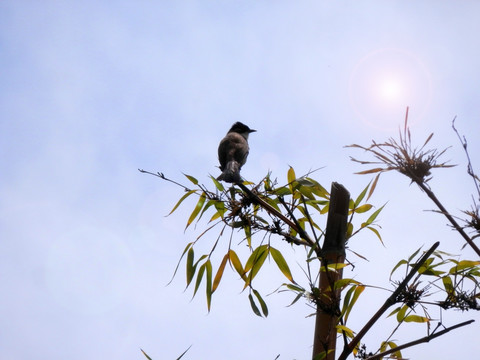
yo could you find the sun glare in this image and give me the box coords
[348,48,432,130]
[378,78,403,102]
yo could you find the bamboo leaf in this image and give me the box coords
[336,324,355,338]
[192,262,206,299]
[442,275,454,293]
[175,345,193,360]
[210,175,224,191]
[185,192,207,230]
[390,259,407,278]
[407,246,422,262]
[169,242,194,285]
[354,182,370,207]
[355,167,385,175]
[184,173,198,185]
[287,292,304,307]
[168,190,197,216]
[141,349,153,360]
[353,204,373,213]
[248,293,261,317]
[253,289,269,317]
[396,305,408,322]
[449,260,480,274]
[287,166,296,184]
[364,204,385,225]
[366,173,380,201]
[206,260,213,311]
[270,247,294,283]
[367,226,383,245]
[404,314,430,323]
[344,285,365,323]
[228,250,246,280]
[186,247,195,287]
[346,222,353,239]
[247,246,268,286]
[212,253,229,293]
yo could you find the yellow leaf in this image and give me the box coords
[212,254,229,293]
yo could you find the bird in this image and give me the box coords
[217,122,256,183]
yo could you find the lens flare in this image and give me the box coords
[348,48,432,131]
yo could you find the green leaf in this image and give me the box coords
[186,247,195,287]
[364,204,385,225]
[274,186,292,196]
[263,196,282,212]
[228,250,246,280]
[390,260,407,278]
[298,184,316,200]
[168,190,197,216]
[212,254,229,293]
[192,262,206,299]
[141,349,153,360]
[386,342,401,358]
[353,204,372,213]
[287,167,296,192]
[287,292,304,307]
[312,351,329,360]
[253,289,269,317]
[244,223,252,248]
[367,226,383,245]
[346,222,353,239]
[387,306,401,318]
[184,173,198,185]
[442,276,454,294]
[169,242,194,285]
[175,345,193,360]
[336,324,355,338]
[449,260,480,274]
[354,182,370,208]
[270,247,294,283]
[206,260,213,311]
[248,293,261,317]
[245,246,268,287]
[396,304,408,322]
[404,314,430,323]
[344,285,365,323]
[245,245,267,273]
[210,175,224,191]
[407,246,422,262]
[185,192,207,230]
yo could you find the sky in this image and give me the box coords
[1,1,480,359]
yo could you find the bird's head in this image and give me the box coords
[228,122,256,139]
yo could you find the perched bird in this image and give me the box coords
[217,122,256,183]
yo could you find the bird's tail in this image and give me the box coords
[217,161,241,183]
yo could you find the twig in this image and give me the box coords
[366,319,475,360]
[452,118,480,198]
[414,179,480,257]
[236,182,318,251]
[338,241,440,360]
[138,169,192,192]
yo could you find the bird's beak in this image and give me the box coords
[249,129,257,133]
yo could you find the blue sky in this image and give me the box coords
[1,1,480,359]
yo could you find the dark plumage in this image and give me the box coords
[217,122,256,183]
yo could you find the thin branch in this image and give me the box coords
[366,319,475,360]
[236,182,319,252]
[414,180,480,257]
[338,241,440,360]
[138,169,192,192]
[452,117,480,198]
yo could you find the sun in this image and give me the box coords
[377,77,403,102]
[348,48,432,130]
